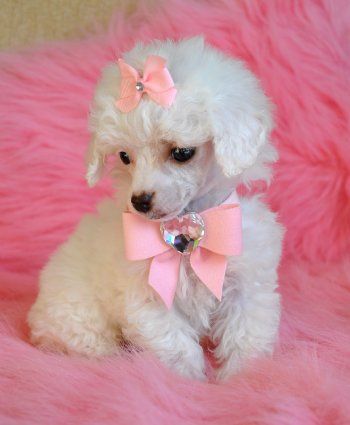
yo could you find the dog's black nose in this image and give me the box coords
[131,192,154,213]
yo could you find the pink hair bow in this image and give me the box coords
[122,192,242,308]
[115,55,177,113]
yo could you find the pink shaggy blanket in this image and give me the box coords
[1,0,350,423]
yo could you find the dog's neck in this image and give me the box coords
[184,179,237,213]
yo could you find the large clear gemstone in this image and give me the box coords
[160,212,205,255]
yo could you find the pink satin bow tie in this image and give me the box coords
[122,192,242,308]
[116,55,177,113]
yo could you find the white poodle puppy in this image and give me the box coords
[28,37,283,381]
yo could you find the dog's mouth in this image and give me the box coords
[143,208,183,222]
[128,205,188,222]
[127,193,193,222]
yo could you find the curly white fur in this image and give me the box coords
[28,37,284,381]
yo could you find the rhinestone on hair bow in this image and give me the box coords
[115,55,177,113]
[122,192,242,308]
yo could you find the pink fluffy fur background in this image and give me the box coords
[1,0,350,423]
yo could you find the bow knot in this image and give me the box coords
[123,192,242,308]
[116,55,177,113]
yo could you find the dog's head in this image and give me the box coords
[87,37,276,219]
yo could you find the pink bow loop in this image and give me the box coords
[122,194,242,308]
[123,213,168,260]
[116,55,177,113]
[200,205,242,255]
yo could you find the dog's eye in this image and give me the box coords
[171,147,196,162]
[119,151,131,165]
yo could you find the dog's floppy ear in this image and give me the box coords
[212,112,272,177]
[85,62,121,187]
[85,136,104,187]
[209,59,273,177]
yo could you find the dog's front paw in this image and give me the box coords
[215,358,242,382]
[30,330,120,357]
[28,301,122,357]
[169,355,207,381]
